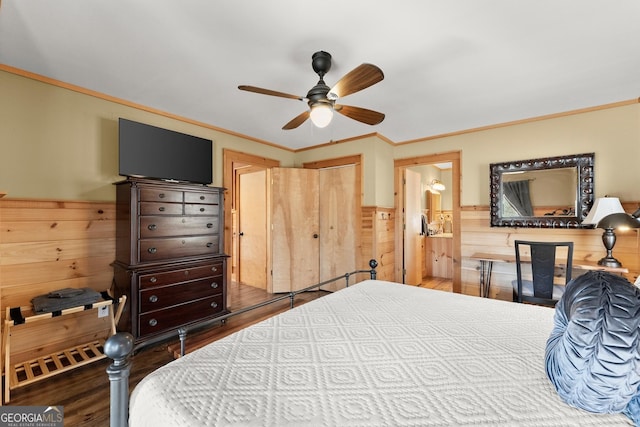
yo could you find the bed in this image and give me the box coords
[124,279,632,426]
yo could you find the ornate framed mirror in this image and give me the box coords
[490,153,594,228]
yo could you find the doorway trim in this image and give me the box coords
[223,149,280,286]
[394,151,462,293]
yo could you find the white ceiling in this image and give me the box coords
[1,1,639,151]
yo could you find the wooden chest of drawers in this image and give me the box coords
[115,178,224,266]
[112,178,228,347]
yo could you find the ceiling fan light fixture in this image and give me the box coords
[310,103,333,128]
[239,51,384,130]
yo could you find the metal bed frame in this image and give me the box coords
[104,259,378,427]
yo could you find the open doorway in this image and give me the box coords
[394,151,461,293]
[222,149,279,288]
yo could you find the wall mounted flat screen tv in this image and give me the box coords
[118,118,213,185]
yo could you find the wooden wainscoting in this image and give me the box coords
[361,206,395,281]
[0,198,116,368]
[460,206,640,300]
[0,199,115,306]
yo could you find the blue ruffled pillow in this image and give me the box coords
[545,271,640,423]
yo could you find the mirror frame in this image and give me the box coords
[490,152,594,228]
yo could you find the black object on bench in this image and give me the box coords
[31,288,102,314]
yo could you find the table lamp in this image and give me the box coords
[583,197,640,268]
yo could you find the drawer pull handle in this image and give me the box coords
[206,223,213,228]
[149,295,158,303]
[159,193,165,199]
[149,319,158,327]
[148,247,157,254]
[211,283,219,289]
[200,195,205,200]
[211,302,218,308]
[212,266,218,272]
[200,207,206,212]
[150,277,157,283]
[158,207,165,212]
[148,224,157,230]
[206,242,213,248]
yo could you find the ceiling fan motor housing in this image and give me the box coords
[308,51,333,107]
[306,81,332,107]
[312,51,332,77]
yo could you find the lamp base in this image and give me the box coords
[597,256,622,268]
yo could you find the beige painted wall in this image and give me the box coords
[1,70,639,211]
[0,71,294,201]
[294,134,394,207]
[393,104,640,208]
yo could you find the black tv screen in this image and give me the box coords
[118,118,213,184]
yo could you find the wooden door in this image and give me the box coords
[404,169,422,285]
[268,168,320,293]
[238,169,267,289]
[319,165,357,291]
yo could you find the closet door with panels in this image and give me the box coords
[268,168,320,293]
[319,165,356,291]
[267,165,357,293]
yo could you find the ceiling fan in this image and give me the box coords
[238,51,385,130]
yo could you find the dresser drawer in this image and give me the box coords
[139,276,223,312]
[184,204,219,216]
[138,294,225,337]
[139,236,220,262]
[139,202,183,216]
[184,191,219,205]
[139,188,183,203]
[138,263,223,289]
[140,216,219,238]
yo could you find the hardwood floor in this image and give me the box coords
[3,283,329,426]
[4,277,453,426]
[419,276,454,292]
[4,336,174,426]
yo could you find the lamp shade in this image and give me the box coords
[597,212,640,230]
[582,197,624,226]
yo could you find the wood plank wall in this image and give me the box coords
[461,206,640,300]
[1,198,637,316]
[0,198,117,386]
[0,200,396,311]
[0,199,115,316]
[361,207,395,281]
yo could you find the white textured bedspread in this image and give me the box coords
[129,280,631,426]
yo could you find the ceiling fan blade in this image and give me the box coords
[282,111,310,130]
[329,64,384,99]
[238,85,304,101]
[334,104,385,125]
